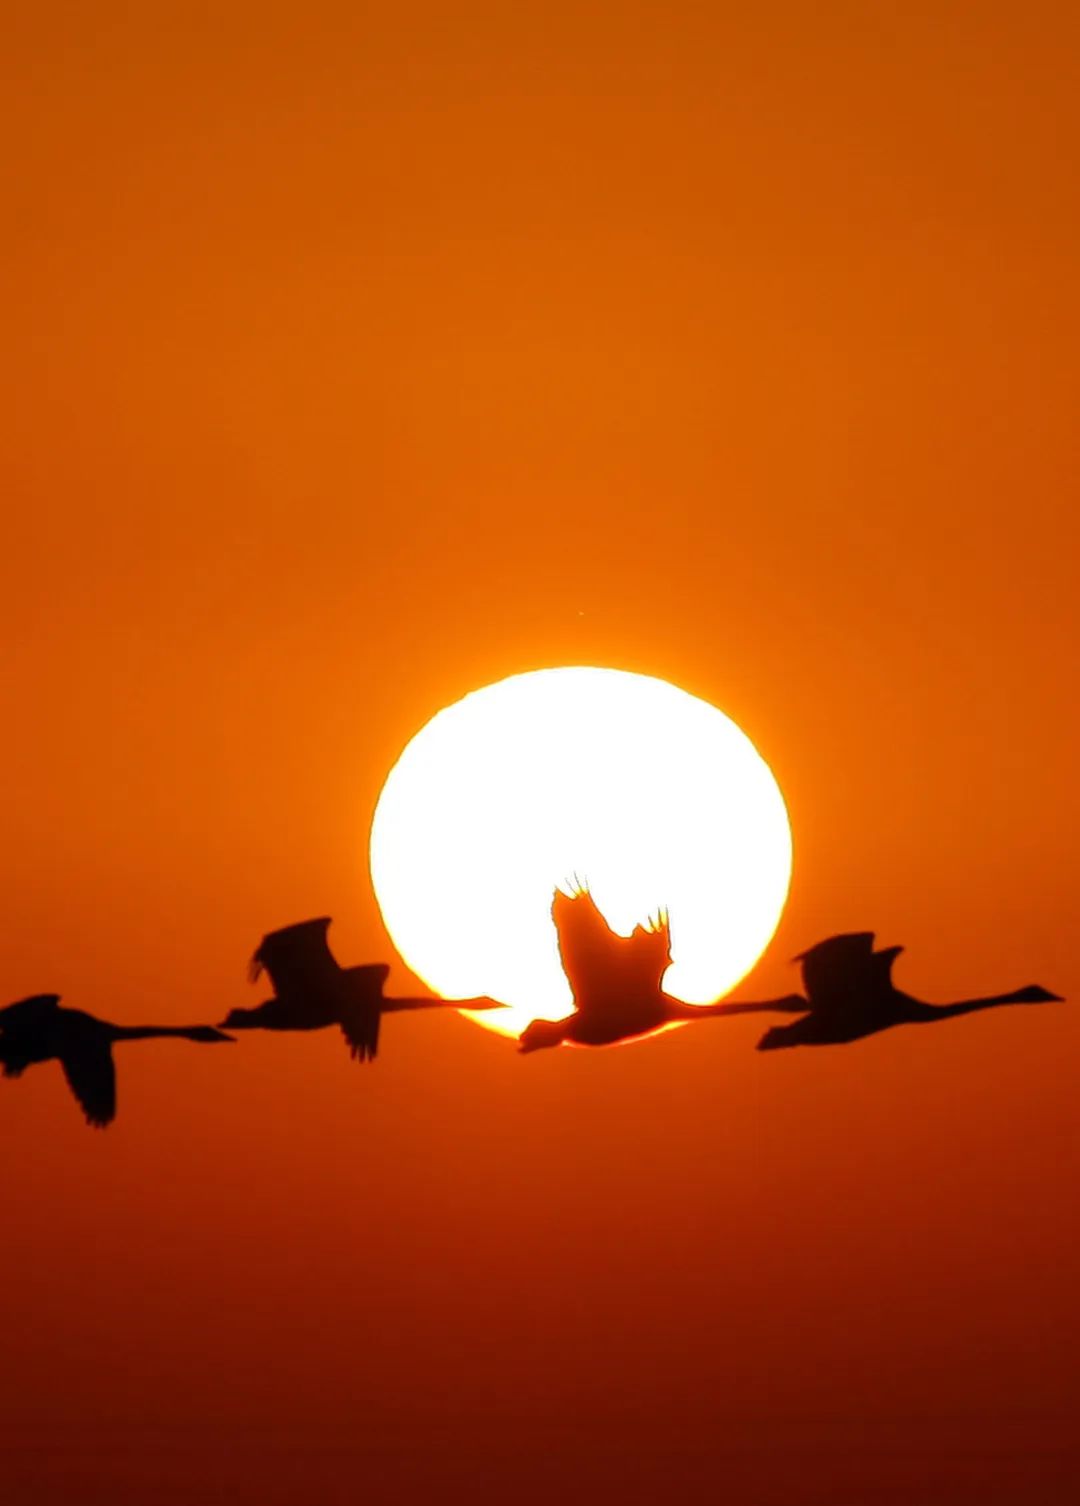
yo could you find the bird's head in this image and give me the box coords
[518,1017,568,1054]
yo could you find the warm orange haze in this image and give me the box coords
[4,3,1080,1504]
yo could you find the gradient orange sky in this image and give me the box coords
[4,4,1080,1503]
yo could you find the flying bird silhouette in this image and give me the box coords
[518,886,807,1052]
[220,916,505,1061]
[0,994,233,1128]
[756,932,1062,1050]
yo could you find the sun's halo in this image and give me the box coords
[369,668,792,1042]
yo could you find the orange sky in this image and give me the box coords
[4,4,1080,1502]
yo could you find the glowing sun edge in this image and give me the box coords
[369,667,793,1042]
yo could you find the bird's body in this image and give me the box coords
[757,932,1061,1051]
[519,888,806,1052]
[0,994,232,1127]
[221,917,504,1061]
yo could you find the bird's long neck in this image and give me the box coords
[925,990,1045,1021]
[110,1025,209,1042]
[377,996,440,1014]
[667,993,809,1020]
[379,995,499,1013]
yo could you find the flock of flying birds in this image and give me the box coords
[0,887,1063,1127]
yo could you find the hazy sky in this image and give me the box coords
[4,4,1079,1502]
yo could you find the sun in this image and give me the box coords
[369,668,792,1041]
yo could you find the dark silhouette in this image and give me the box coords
[756,932,1062,1050]
[220,917,504,1061]
[0,994,233,1128]
[519,887,807,1051]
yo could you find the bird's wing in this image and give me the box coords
[341,964,391,995]
[249,917,338,993]
[625,914,673,993]
[796,933,879,1010]
[552,887,671,1023]
[0,1043,28,1077]
[60,1045,117,1128]
[0,994,61,1027]
[339,998,381,1063]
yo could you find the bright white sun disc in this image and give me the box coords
[369,668,792,1040]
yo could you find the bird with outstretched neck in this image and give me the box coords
[756,932,1062,1050]
[518,886,807,1052]
[220,916,504,1062]
[0,994,233,1127]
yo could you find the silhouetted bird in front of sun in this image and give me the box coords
[756,932,1062,1051]
[220,917,504,1062]
[518,887,807,1052]
[0,994,233,1128]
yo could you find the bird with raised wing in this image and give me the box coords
[220,916,504,1061]
[0,994,233,1128]
[518,886,807,1052]
[756,932,1062,1051]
